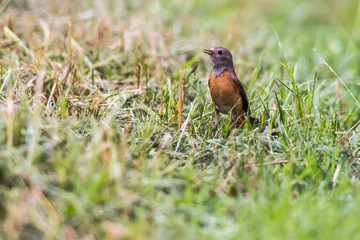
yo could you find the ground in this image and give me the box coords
[0,0,360,239]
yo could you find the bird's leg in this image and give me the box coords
[214,108,219,128]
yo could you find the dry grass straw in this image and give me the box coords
[178,69,183,129]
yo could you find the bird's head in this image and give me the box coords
[203,47,234,74]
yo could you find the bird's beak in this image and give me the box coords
[203,49,214,55]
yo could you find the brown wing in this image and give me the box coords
[231,73,250,115]
[208,73,214,88]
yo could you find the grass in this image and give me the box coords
[1,0,360,239]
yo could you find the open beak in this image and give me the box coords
[203,49,214,55]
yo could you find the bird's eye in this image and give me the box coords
[218,50,223,55]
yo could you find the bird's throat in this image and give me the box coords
[212,64,235,78]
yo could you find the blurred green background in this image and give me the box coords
[1,0,360,239]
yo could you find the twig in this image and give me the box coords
[350,170,360,178]
[187,64,198,79]
[348,119,360,134]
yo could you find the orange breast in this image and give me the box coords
[208,71,244,116]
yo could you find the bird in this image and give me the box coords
[203,46,252,128]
